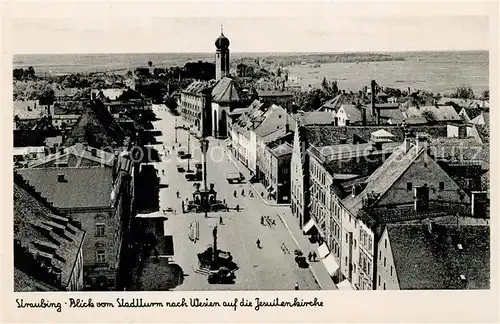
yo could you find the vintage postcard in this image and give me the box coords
[1,1,498,323]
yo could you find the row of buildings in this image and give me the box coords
[174,31,490,290]
[13,82,152,291]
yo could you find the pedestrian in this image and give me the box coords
[312,251,317,262]
[236,204,240,212]
[250,191,254,197]
[162,169,165,175]
[256,239,261,248]
[308,252,312,262]
[176,190,180,198]
[241,189,245,196]
[294,282,299,290]
[234,190,237,198]
[219,216,223,225]
[260,216,264,225]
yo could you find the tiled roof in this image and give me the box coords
[14,182,85,290]
[343,143,424,215]
[438,97,489,109]
[271,142,293,157]
[183,81,211,96]
[387,223,489,289]
[460,107,484,121]
[14,268,59,291]
[371,129,395,138]
[303,125,406,148]
[260,126,292,144]
[340,104,362,121]
[211,77,243,103]
[299,111,336,125]
[64,99,125,148]
[404,105,461,122]
[17,167,114,209]
[378,108,404,124]
[475,124,489,143]
[14,100,48,120]
[429,138,489,169]
[254,105,294,138]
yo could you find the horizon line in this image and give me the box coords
[13,49,489,56]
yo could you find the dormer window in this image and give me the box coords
[57,174,66,182]
[457,244,463,251]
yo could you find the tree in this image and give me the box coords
[451,85,475,99]
[481,90,489,101]
[27,66,36,79]
[148,61,153,67]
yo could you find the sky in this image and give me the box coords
[4,1,493,54]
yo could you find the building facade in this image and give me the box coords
[16,145,136,290]
[179,81,212,137]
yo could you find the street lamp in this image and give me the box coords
[200,138,209,218]
[187,132,191,172]
[174,117,178,144]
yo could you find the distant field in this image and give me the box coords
[13,51,488,94]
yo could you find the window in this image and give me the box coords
[345,256,348,265]
[407,182,412,191]
[353,264,356,273]
[383,282,386,290]
[96,224,105,236]
[96,251,106,264]
[439,182,445,190]
[385,239,387,249]
[384,257,387,267]
[345,233,348,243]
[390,266,393,276]
[378,275,381,286]
[354,239,357,249]
[379,250,382,260]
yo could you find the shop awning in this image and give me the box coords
[302,219,317,234]
[317,243,330,259]
[322,254,340,277]
[337,279,354,290]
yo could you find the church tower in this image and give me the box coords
[215,26,230,80]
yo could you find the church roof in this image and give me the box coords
[211,77,242,103]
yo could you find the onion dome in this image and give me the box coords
[215,26,230,49]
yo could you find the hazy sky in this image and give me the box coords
[5,2,492,54]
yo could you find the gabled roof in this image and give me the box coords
[343,143,424,215]
[387,223,490,289]
[339,104,362,121]
[471,112,489,126]
[404,105,461,122]
[16,167,114,209]
[183,81,211,96]
[14,182,85,290]
[64,99,125,148]
[371,129,395,138]
[211,77,243,103]
[254,104,294,138]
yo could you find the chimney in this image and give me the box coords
[351,185,358,197]
[404,137,412,153]
[360,104,367,126]
[57,174,66,183]
[376,107,381,125]
[370,80,377,116]
[407,87,411,96]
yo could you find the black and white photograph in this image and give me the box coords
[3,2,496,319]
